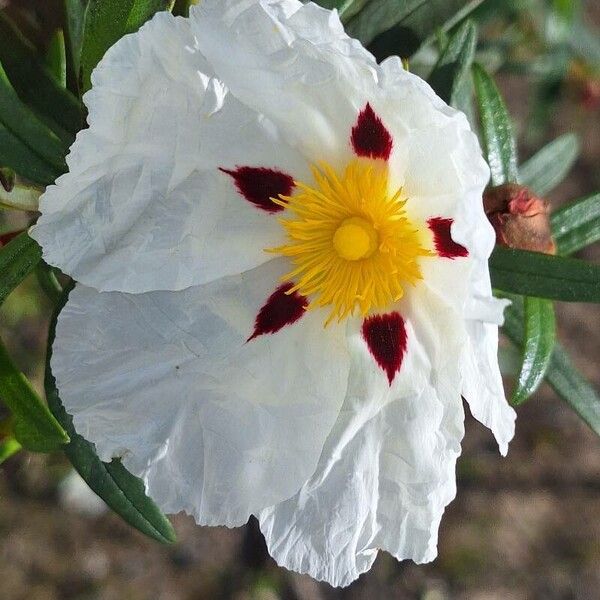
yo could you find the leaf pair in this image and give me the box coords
[469,61,599,430]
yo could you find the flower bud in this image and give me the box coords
[484,183,556,254]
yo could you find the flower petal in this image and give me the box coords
[259,293,466,587]
[51,259,350,526]
[191,0,380,159]
[30,12,308,293]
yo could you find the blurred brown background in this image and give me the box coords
[0,1,599,599]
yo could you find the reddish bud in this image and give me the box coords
[484,183,556,255]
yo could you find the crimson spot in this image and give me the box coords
[362,312,407,385]
[351,103,393,161]
[248,283,308,341]
[220,166,294,213]
[428,217,468,259]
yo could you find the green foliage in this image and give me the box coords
[490,246,600,303]
[520,133,580,196]
[45,287,177,544]
[65,0,88,77]
[45,30,67,88]
[472,63,519,186]
[0,337,69,452]
[503,297,600,436]
[0,233,43,306]
[551,193,600,256]
[0,12,83,139]
[80,0,174,92]
[0,62,68,173]
[346,0,483,56]
[428,21,477,107]
[510,296,556,406]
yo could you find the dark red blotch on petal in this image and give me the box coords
[351,103,393,161]
[362,312,407,386]
[428,217,469,259]
[220,166,294,213]
[248,283,308,341]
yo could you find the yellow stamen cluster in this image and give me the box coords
[269,160,431,324]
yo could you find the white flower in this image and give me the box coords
[30,0,516,587]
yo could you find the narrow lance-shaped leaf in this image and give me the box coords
[45,286,177,544]
[551,192,600,256]
[428,20,477,107]
[0,62,68,171]
[0,338,69,452]
[347,0,482,49]
[0,13,83,138]
[45,30,68,88]
[503,297,600,437]
[0,232,43,306]
[520,133,580,196]
[80,0,174,92]
[346,0,483,52]
[472,62,519,186]
[490,246,600,303]
[65,0,89,78]
[511,297,556,405]
[0,124,59,185]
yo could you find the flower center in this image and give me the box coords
[332,217,378,261]
[269,160,431,324]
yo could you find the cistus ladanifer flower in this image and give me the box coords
[30,0,516,587]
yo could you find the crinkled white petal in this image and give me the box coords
[191,0,380,160]
[51,259,350,526]
[375,58,516,454]
[259,291,465,587]
[31,12,308,293]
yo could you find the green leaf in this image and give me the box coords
[0,232,43,306]
[0,62,68,172]
[546,344,600,437]
[428,20,477,107]
[0,338,69,452]
[502,298,600,436]
[0,124,60,185]
[520,133,580,196]
[490,246,600,303]
[0,437,21,464]
[65,0,88,78]
[46,30,68,88]
[551,192,600,256]
[511,297,556,405]
[127,1,176,30]
[472,63,519,186]
[46,286,177,544]
[346,0,483,58]
[80,0,174,92]
[0,13,83,137]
